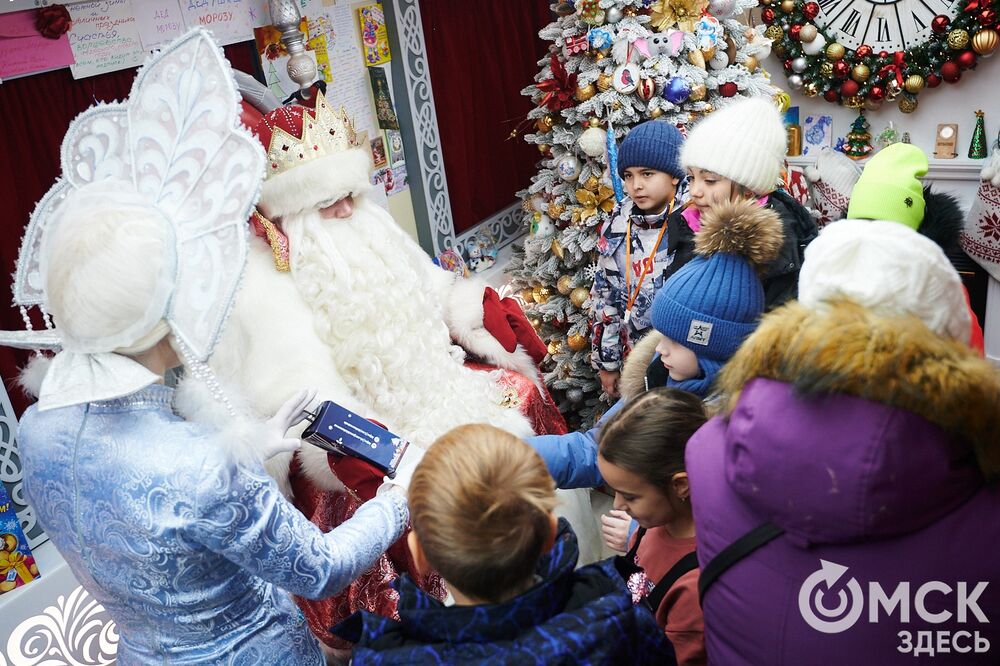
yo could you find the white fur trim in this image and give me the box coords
[17,353,51,399]
[444,278,545,390]
[294,445,346,493]
[259,149,373,219]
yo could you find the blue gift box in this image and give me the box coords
[301,401,409,476]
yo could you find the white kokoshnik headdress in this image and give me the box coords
[1,28,265,411]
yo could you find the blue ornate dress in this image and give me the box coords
[19,384,409,665]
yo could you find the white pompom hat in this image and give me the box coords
[798,218,971,342]
[680,97,787,195]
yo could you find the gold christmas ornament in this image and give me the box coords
[597,73,613,92]
[570,287,590,308]
[701,45,717,61]
[688,49,707,69]
[588,117,603,128]
[898,95,918,113]
[649,107,663,118]
[852,63,870,82]
[547,340,562,356]
[547,201,565,218]
[780,0,795,11]
[799,24,818,42]
[764,25,784,42]
[973,28,1000,56]
[538,143,551,154]
[535,115,554,133]
[826,42,846,60]
[623,5,638,16]
[744,55,759,72]
[948,29,970,50]
[583,175,600,191]
[651,0,709,32]
[575,83,596,101]
[612,100,623,110]
[689,84,708,101]
[567,334,589,352]
[530,317,542,332]
[904,74,925,93]
[557,275,573,295]
[521,288,535,303]
[593,51,606,61]
[702,103,714,113]
[804,82,819,97]
[551,238,565,260]
[819,61,834,77]
[843,95,864,109]
[531,285,547,303]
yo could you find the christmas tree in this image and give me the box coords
[507,0,777,428]
[842,112,872,160]
[969,110,988,159]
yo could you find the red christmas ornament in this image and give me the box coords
[965,0,983,11]
[762,7,776,23]
[803,1,820,19]
[784,58,794,70]
[790,23,803,40]
[719,81,739,97]
[869,85,885,101]
[824,89,840,102]
[35,4,72,39]
[833,60,850,78]
[840,79,859,96]
[926,73,942,87]
[958,49,978,68]
[856,45,873,58]
[931,15,950,33]
[940,60,962,81]
[979,8,997,26]
[878,50,889,59]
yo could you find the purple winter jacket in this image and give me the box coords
[686,301,1000,665]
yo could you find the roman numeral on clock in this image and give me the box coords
[840,8,863,36]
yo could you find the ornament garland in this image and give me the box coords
[763,0,1000,111]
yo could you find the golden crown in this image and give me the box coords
[265,91,367,177]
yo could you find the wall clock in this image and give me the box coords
[761,0,1000,111]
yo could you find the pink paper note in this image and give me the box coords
[0,9,75,79]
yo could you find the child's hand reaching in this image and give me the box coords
[601,509,632,553]
[598,369,620,398]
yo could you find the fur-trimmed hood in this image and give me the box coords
[717,300,1000,476]
[708,300,1000,544]
[619,331,662,401]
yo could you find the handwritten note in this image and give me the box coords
[178,0,253,47]
[69,0,144,79]
[0,9,75,79]
[137,0,184,51]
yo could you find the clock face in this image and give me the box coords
[813,0,961,51]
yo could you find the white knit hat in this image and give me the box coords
[799,219,971,341]
[804,146,862,226]
[681,97,787,195]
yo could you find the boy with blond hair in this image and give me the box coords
[333,424,674,664]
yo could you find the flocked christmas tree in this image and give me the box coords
[969,110,988,159]
[842,111,872,161]
[507,0,778,428]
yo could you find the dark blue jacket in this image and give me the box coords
[332,519,675,665]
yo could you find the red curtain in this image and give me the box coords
[0,43,257,416]
[419,1,552,235]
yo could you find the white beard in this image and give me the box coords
[279,199,534,447]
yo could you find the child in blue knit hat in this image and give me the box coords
[528,200,783,495]
[647,199,784,397]
[591,120,693,398]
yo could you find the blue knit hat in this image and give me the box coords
[650,200,784,362]
[618,121,685,180]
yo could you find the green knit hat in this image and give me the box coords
[846,143,928,229]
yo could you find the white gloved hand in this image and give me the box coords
[377,445,425,496]
[259,389,317,461]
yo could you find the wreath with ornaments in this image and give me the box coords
[764,0,999,112]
